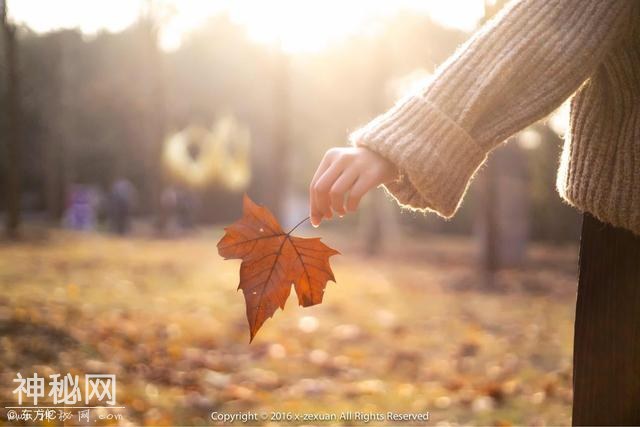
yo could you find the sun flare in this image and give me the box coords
[9,0,484,53]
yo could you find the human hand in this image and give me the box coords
[309,146,399,227]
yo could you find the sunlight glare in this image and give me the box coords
[8,0,484,53]
[8,0,142,34]
[225,0,484,53]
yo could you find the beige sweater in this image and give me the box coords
[350,0,640,236]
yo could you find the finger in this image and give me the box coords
[329,168,359,216]
[315,160,348,221]
[346,174,377,212]
[309,152,335,226]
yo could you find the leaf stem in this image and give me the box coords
[286,216,310,235]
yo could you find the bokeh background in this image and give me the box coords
[0,0,580,425]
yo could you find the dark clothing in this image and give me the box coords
[572,213,640,425]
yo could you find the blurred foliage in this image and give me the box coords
[0,12,579,239]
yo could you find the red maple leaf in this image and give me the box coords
[217,194,339,342]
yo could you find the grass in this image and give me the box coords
[0,228,578,426]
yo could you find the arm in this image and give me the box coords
[309,0,636,226]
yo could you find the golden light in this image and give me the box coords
[163,117,251,190]
[8,0,142,34]
[164,125,219,187]
[224,0,484,54]
[9,0,485,53]
[548,100,571,137]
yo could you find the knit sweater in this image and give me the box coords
[350,0,640,235]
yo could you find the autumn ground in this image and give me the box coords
[0,227,578,426]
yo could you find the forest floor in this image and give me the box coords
[0,228,579,426]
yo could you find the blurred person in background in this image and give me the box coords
[160,186,196,234]
[309,0,640,425]
[108,177,136,235]
[176,188,195,230]
[63,184,99,231]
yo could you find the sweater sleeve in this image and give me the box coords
[349,0,636,217]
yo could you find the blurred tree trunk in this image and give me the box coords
[270,45,291,220]
[141,2,167,233]
[476,140,529,272]
[45,37,75,222]
[363,41,390,256]
[44,111,64,220]
[477,155,499,287]
[363,190,384,256]
[495,143,529,266]
[1,0,22,239]
[150,33,167,233]
[476,0,509,289]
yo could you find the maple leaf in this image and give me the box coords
[217,194,340,342]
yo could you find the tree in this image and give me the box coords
[269,44,291,221]
[1,0,22,238]
[475,0,513,289]
[139,1,168,233]
[363,40,391,256]
[43,31,77,222]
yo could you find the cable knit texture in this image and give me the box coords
[350,0,640,235]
